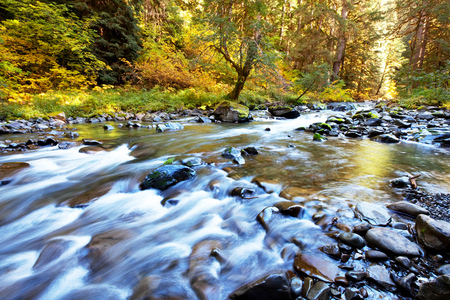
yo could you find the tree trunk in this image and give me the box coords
[332,1,348,81]
[228,73,248,100]
[279,0,287,45]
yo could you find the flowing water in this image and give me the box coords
[0,110,449,299]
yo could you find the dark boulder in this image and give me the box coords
[268,106,300,119]
[222,147,245,164]
[228,271,291,300]
[415,214,450,252]
[212,101,250,123]
[140,165,196,191]
[371,134,400,143]
[416,275,450,300]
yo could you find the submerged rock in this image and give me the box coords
[222,147,245,165]
[0,162,30,180]
[140,165,196,191]
[355,202,391,226]
[365,227,421,256]
[156,122,184,132]
[229,271,290,300]
[415,214,450,252]
[293,253,339,283]
[212,101,250,123]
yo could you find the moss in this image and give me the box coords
[215,100,249,119]
[313,133,327,141]
[117,113,127,117]
[319,123,332,131]
[163,157,175,165]
[367,112,379,119]
[352,114,364,120]
[327,117,344,123]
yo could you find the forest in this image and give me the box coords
[0,0,449,119]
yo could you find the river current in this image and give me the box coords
[0,109,449,299]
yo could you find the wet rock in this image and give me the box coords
[355,202,391,226]
[156,122,184,132]
[345,287,364,300]
[103,124,114,130]
[416,275,450,300]
[79,146,105,154]
[365,250,389,261]
[306,281,330,300]
[433,133,450,146]
[352,223,373,235]
[319,244,341,259]
[0,162,30,180]
[415,214,450,252]
[365,227,421,256]
[242,147,258,156]
[222,147,245,165]
[140,165,196,191]
[387,201,429,216]
[290,276,303,296]
[367,264,396,292]
[268,106,300,119]
[302,277,314,297]
[397,273,416,296]
[338,232,365,249]
[82,139,102,146]
[64,183,113,207]
[279,187,311,200]
[365,118,382,126]
[273,201,305,217]
[65,131,79,139]
[195,116,212,123]
[395,256,411,269]
[230,187,255,199]
[390,176,411,188]
[345,271,366,282]
[335,276,349,287]
[371,134,400,143]
[188,240,223,300]
[256,207,280,231]
[181,157,202,167]
[130,276,162,300]
[417,112,434,121]
[228,271,291,300]
[436,264,450,275]
[212,100,250,123]
[33,240,71,269]
[313,133,327,141]
[58,141,74,150]
[293,253,339,283]
[251,177,279,194]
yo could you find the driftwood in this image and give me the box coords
[408,174,421,189]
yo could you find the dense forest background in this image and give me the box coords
[0,0,449,118]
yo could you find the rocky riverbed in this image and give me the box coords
[0,102,449,300]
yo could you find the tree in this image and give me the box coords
[200,0,275,100]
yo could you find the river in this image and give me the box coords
[0,109,449,299]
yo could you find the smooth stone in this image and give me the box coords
[371,134,400,143]
[230,187,255,199]
[335,276,349,287]
[398,273,416,296]
[338,232,365,249]
[355,202,391,226]
[365,250,389,261]
[79,146,106,154]
[390,177,411,188]
[0,162,30,180]
[319,245,341,259]
[306,281,330,300]
[82,139,102,145]
[228,271,290,300]
[416,275,450,300]
[140,165,196,191]
[103,124,114,130]
[415,214,450,252]
[352,223,373,235]
[387,201,429,216]
[222,147,245,165]
[155,122,183,132]
[181,157,202,167]
[293,253,339,283]
[345,271,366,282]
[395,256,411,269]
[256,207,279,231]
[345,287,363,300]
[242,147,258,156]
[290,277,303,296]
[367,264,396,292]
[436,264,450,275]
[273,201,305,217]
[391,222,408,230]
[365,227,421,256]
[302,277,314,298]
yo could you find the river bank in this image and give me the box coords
[0,102,449,300]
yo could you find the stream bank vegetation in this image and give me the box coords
[1,0,449,120]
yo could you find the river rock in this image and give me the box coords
[293,253,339,283]
[365,250,389,261]
[339,232,365,249]
[79,146,105,154]
[130,276,162,300]
[268,106,300,119]
[397,273,416,296]
[355,202,391,226]
[181,157,202,167]
[256,207,280,231]
[415,214,450,252]
[222,147,245,164]
[416,275,450,300]
[156,122,184,132]
[290,276,303,296]
[103,124,114,130]
[371,134,400,143]
[0,162,30,180]
[367,264,396,292]
[387,201,429,216]
[436,264,450,275]
[306,281,330,300]
[390,177,411,188]
[140,165,196,191]
[82,139,102,146]
[319,244,341,259]
[273,201,305,217]
[229,271,290,300]
[212,101,250,123]
[365,118,382,126]
[365,227,421,256]
[345,271,366,282]
[33,239,71,270]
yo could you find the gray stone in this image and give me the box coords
[355,202,391,226]
[371,134,400,143]
[365,250,389,261]
[365,227,421,256]
[436,264,450,275]
[395,256,411,269]
[222,147,245,165]
[290,277,303,296]
[212,101,250,123]
[367,264,396,292]
[387,201,429,216]
[306,281,330,300]
[228,271,291,300]
[338,232,365,249]
[416,275,450,300]
[156,122,184,132]
[416,214,450,252]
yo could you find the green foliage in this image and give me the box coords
[0,0,104,95]
[316,80,354,102]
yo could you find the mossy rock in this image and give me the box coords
[313,133,327,142]
[213,100,250,123]
[319,123,332,131]
[140,165,196,190]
